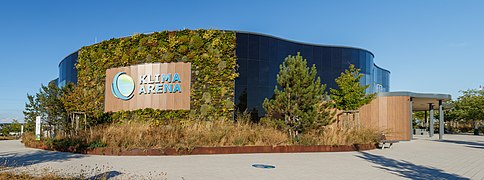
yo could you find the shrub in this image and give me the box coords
[21,132,44,148]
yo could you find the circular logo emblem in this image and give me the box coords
[112,72,135,100]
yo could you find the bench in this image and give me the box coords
[378,134,399,149]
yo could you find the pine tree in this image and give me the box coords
[330,64,375,111]
[23,94,39,132]
[263,53,334,138]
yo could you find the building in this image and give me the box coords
[58,31,390,117]
[56,29,450,141]
[58,51,78,87]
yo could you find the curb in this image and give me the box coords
[26,144,376,156]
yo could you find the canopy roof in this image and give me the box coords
[377,91,452,111]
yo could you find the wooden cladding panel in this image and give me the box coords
[151,63,161,109]
[129,66,138,110]
[360,96,411,141]
[180,64,190,109]
[105,62,191,112]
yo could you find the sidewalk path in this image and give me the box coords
[1,134,483,179]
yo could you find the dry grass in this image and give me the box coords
[0,171,70,180]
[22,117,381,152]
[299,125,380,146]
[92,120,289,151]
[0,136,15,141]
[0,165,73,180]
[21,133,44,148]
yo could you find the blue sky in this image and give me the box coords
[1,0,483,122]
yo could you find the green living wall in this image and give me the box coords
[68,29,237,123]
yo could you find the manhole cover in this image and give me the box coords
[252,164,276,169]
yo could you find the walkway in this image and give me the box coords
[1,134,483,179]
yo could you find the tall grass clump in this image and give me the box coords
[22,114,382,152]
[91,118,289,151]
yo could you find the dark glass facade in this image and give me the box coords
[57,31,390,118]
[58,51,78,87]
[234,31,390,117]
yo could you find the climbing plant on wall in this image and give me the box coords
[66,29,237,123]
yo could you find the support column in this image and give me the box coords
[410,97,413,140]
[429,103,434,137]
[439,100,444,140]
[424,110,428,130]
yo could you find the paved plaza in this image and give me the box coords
[1,134,483,179]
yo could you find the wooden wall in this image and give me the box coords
[105,62,191,112]
[359,96,411,141]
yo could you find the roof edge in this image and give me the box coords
[377,91,451,100]
[233,30,375,58]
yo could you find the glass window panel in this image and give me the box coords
[268,37,277,62]
[258,61,271,86]
[234,85,248,112]
[235,58,248,86]
[321,47,331,72]
[300,45,313,61]
[236,33,248,59]
[248,35,260,60]
[259,36,269,60]
[351,49,359,67]
[331,48,342,72]
[342,49,351,69]
[359,51,367,74]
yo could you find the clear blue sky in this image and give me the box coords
[1,0,483,122]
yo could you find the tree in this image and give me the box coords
[23,81,71,137]
[330,64,375,111]
[23,94,40,132]
[1,120,21,136]
[263,53,334,138]
[454,89,484,135]
[37,82,68,130]
[443,102,465,133]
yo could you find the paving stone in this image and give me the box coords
[0,134,482,179]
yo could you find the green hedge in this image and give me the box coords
[71,29,237,122]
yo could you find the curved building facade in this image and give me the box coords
[58,51,78,87]
[57,30,390,117]
[234,31,390,117]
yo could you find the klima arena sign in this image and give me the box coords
[105,62,191,112]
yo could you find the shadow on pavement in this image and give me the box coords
[0,150,85,168]
[356,152,468,180]
[437,139,484,149]
[88,170,122,180]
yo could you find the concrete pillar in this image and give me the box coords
[424,110,428,130]
[439,100,444,140]
[429,103,434,137]
[410,97,413,140]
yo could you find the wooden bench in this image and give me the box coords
[378,134,399,149]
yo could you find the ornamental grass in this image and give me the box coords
[91,119,289,151]
[22,117,381,152]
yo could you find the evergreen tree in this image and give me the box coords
[23,94,39,132]
[263,53,334,137]
[37,81,67,128]
[330,64,375,111]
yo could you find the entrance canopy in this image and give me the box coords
[378,91,452,111]
[378,91,452,140]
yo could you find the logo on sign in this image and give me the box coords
[111,72,135,100]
